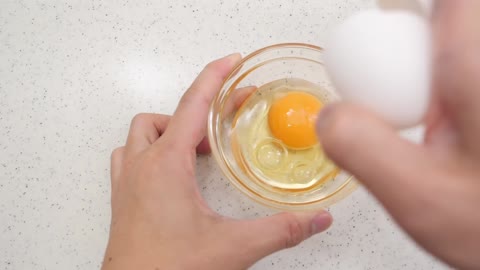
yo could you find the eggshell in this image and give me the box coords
[324,10,432,129]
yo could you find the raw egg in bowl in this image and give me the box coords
[208,43,358,211]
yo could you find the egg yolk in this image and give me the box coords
[268,92,323,149]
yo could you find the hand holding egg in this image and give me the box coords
[324,8,432,129]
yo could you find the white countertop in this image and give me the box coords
[0,0,448,269]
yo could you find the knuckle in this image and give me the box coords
[130,113,150,127]
[111,147,125,160]
[282,213,304,249]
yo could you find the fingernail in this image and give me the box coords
[224,52,242,63]
[311,212,333,234]
[316,104,336,134]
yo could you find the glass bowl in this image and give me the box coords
[208,43,358,211]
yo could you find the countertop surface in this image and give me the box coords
[1,0,448,269]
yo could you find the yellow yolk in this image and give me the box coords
[268,92,323,149]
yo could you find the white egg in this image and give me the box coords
[324,10,432,129]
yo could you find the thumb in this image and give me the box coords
[315,103,437,218]
[234,211,332,263]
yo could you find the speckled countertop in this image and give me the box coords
[0,1,448,269]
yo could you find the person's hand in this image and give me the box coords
[102,54,333,270]
[316,1,480,269]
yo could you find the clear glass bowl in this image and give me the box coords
[208,43,358,211]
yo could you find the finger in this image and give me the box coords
[315,103,441,218]
[110,147,125,194]
[195,86,255,155]
[125,113,170,157]
[231,211,332,264]
[160,53,242,151]
[196,86,255,155]
[432,0,480,155]
[223,86,257,119]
